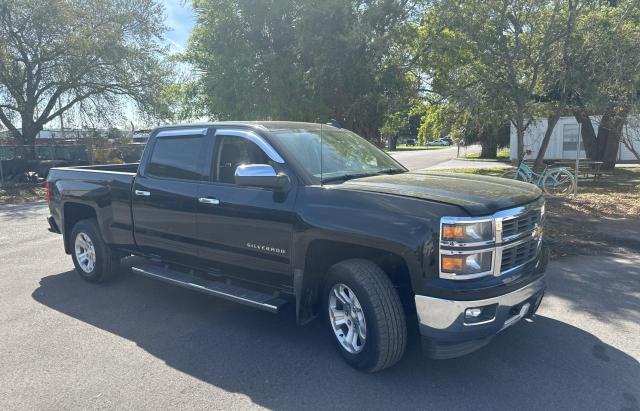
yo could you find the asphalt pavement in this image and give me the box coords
[388,145,481,170]
[0,203,638,410]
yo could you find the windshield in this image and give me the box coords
[269,127,406,183]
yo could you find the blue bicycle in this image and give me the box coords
[502,161,576,195]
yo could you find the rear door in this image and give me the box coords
[132,127,209,262]
[195,128,297,286]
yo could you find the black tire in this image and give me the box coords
[70,219,120,283]
[323,259,407,372]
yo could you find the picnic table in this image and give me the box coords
[549,160,603,181]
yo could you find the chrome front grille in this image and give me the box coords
[501,210,541,240]
[500,237,540,272]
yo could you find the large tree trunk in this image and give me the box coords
[514,117,525,161]
[534,114,561,170]
[595,107,629,169]
[479,129,498,158]
[388,135,398,151]
[574,110,597,159]
[601,115,627,170]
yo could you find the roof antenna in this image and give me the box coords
[320,122,324,186]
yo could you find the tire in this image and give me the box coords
[70,219,120,283]
[542,169,575,196]
[323,259,407,372]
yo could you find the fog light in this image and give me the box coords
[465,308,483,318]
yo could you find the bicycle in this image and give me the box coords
[502,160,576,195]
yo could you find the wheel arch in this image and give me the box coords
[62,202,98,254]
[294,239,415,324]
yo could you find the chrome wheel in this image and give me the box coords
[74,232,96,273]
[328,283,367,354]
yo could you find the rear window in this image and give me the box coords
[146,136,205,180]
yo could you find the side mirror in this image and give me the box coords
[234,164,290,191]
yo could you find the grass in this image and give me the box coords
[428,167,509,176]
[463,147,510,160]
[386,145,449,152]
[0,183,46,204]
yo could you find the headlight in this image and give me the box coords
[441,251,493,278]
[441,220,493,244]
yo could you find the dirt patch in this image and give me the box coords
[545,168,640,258]
[0,184,46,204]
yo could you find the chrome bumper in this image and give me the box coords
[415,277,545,341]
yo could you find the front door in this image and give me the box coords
[132,127,209,262]
[195,128,297,287]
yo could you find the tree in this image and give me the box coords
[416,102,508,158]
[0,0,169,158]
[185,0,418,143]
[416,0,567,161]
[568,0,640,169]
[533,0,580,170]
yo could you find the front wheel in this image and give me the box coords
[502,168,528,182]
[542,169,575,195]
[324,259,407,372]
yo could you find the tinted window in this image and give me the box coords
[216,136,271,184]
[146,136,204,180]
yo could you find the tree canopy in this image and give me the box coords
[184,0,419,143]
[0,0,169,156]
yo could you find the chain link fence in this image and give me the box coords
[0,142,146,185]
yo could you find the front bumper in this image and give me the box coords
[415,277,545,358]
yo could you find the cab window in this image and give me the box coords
[215,136,272,184]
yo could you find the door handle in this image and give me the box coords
[198,197,220,205]
[135,190,151,197]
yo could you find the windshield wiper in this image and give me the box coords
[376,168,406,175]
[321,168,405,184]
[321,172,379,184]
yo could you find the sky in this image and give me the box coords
[163,0,196,54]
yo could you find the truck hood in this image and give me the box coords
[337,171,542,216]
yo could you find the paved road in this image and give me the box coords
[1,203,638,410]
[389,145,481,170]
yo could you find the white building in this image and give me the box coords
[509,116,640,161]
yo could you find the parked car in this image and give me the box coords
[46,122,547,372]
[405,139,416,146]
[427,138,452,146]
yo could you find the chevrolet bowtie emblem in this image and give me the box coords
[533,225,543,240]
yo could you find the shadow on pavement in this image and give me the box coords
[32,266,640,411]
[0,201,47,219]
[545,254,640,325]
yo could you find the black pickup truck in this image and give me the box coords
[46,122,548,372]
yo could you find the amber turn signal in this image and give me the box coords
[442,225,465,240]
[441,256,465,271]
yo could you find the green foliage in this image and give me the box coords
[185,0,419,142]
[416,0,567,159]
[0,0,170,151]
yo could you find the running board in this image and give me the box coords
[131,263,287,313]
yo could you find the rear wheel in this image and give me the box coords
[324,259,407,372]
[542,169,575,195]
[70,219,120,283]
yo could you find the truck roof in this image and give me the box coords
[153,121,329,133]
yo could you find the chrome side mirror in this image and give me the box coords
[234,164,290,191]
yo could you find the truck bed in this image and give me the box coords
[56,162,139,174]
[47,162,139,251]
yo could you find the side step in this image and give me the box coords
[131,263,287,313]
